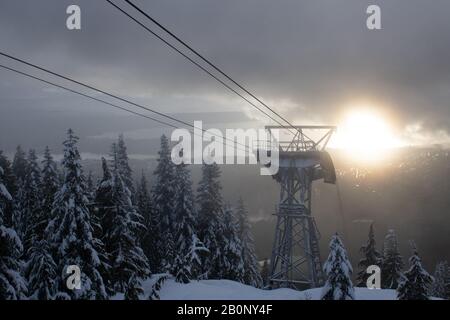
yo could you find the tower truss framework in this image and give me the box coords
[259,126,336,289]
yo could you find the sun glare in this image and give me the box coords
[330,109,402,163]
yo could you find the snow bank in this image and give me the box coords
[113,276,399,300]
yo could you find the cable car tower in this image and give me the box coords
[258,125,337,289]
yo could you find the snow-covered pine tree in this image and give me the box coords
[397,242,433,300]
[24,148,59,299]
[124,274,144,300]
[197,163,224,279]
[86,171,95,203]
[260,259,270,287]
[172,162,207,283]
[136,171,161,272]
[430,261,449,299]
[24,240,57,300]
[12,145,27,183]
[136,171,160,274]
[381,229,404,289]
[46,129,107,299]
[321,233,355,300]
[173,235,207,284]
[236,198,262,288]
[357,223,382,287]
[11,146,28,239]
[0,151,17,228]
[0,167,10,221]
[92,157,117,296]
[0,166,27,299]
[102,147,150,294]
[220,205,244,282]
[152,135,176,272]
[22,149,43,254]
[116,134,134,197]
[94,157,114,239]
[41,146,59,220]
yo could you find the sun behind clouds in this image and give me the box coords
[330,109,403,163]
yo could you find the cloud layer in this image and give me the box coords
[1,0,450,152]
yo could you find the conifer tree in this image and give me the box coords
[236,198,262,287]
[0,167,10,221]
[41,146,59,219]
[172,163,207,283]
[397,242,433,300]
[152,135,175,272]
[47,129,107,299]
[136,171,160,273]
[24,149,59,299]
[260,259,270,287]
[430,261,449,299]
[92,157,116,295]
[220,205,244,282]
[11,146,29,238]
[321,234,355,300]
[124,274,144,300]
[117,134,134,196]
[357,223,382,287]
[197,163,224,279]
[102,147,150,293]
[12,145,32,240]
[381,229,404,289]
[0,166,27,299]
[86,171,95,202]
[12,145,27,183]
[94,157,114,239]
[24,240,57,300]
[22,149,43,254]
[0,151,17,228]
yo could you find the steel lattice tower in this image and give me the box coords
[258,126,336,289]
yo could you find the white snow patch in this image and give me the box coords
[112,277,402,300]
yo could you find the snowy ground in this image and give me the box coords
[113,276,399,300]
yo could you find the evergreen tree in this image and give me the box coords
[0,167,10,221]
[197,163,224,279]
[116,134,134,196]
[260,259,270,287]
[0,151,17,227]
[102,148,150,293]
[430,261,449,299]
[11,146,29,239]
[397,242,433,300]
[94,157,114,239]
[381,229,404,289]
[46,129,107,299]
[22,149,43,254]
[321,234,355,300]
[152,135,175,272]
[0,166,27,299]
[124,274,144,300]
[41,146,59,220]
[236,198,262,287]
[220,205,244,282]
[24,240,57,300]
[24,148,59,299]
[136,171,159,272]
[86,171,95,202]
[357,223,382,287]
[12,145,27,183]
[92,157,115,295]
[172,163,207,283]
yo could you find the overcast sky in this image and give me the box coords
[1,0,450,154]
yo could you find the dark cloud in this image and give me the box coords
[1,0,450,151]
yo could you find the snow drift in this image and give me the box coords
[113,277,400,300]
